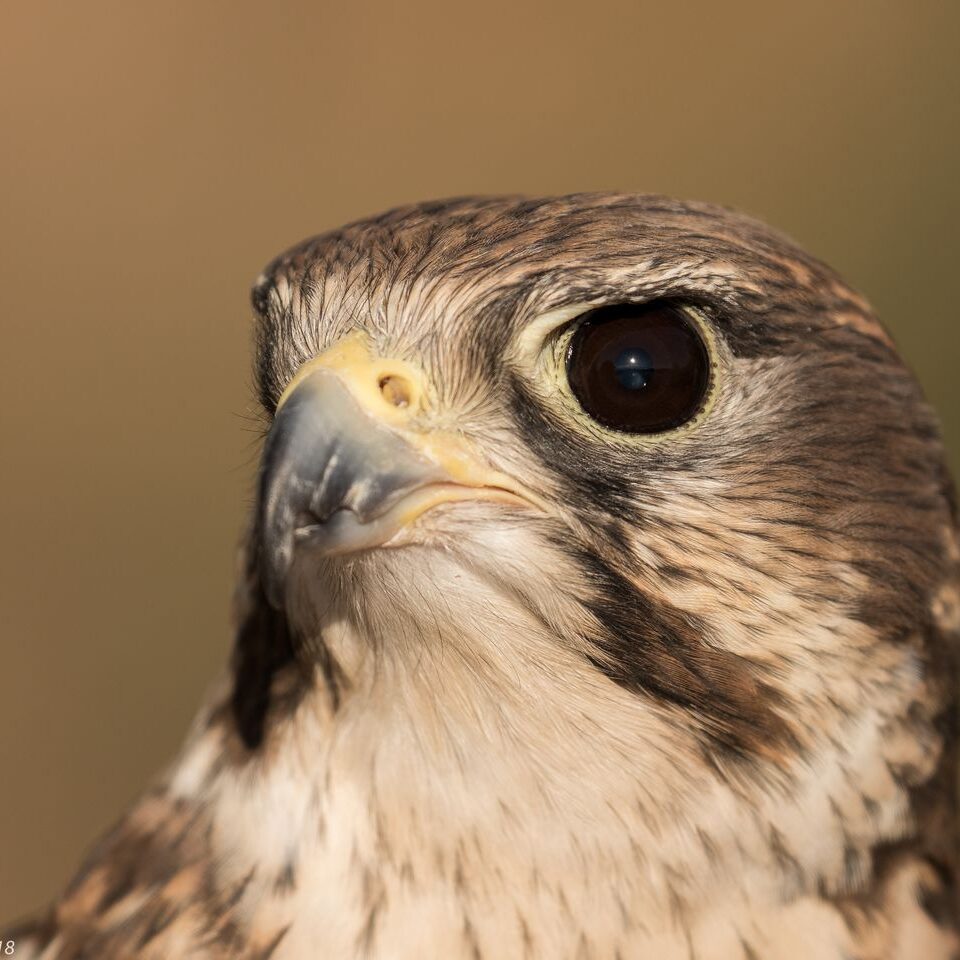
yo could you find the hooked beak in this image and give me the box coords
[256,332,543,607]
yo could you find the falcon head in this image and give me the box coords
[233,195,957,914]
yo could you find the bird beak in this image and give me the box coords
[256,331,543,607]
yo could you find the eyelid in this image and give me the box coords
[510,301,605,377]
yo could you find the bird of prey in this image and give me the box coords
[8,195,958,959]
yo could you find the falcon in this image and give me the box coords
[8,195,958,959]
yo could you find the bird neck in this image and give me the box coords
[174,551,956,957]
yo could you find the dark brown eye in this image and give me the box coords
[566,302,710,433]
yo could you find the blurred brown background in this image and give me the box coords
[1,0,958,922]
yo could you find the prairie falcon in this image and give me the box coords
[8,195,959,959]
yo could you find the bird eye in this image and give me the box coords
[565,302,711,433]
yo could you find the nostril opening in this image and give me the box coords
[378,375,411,408]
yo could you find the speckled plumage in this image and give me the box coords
[9,195,959,959]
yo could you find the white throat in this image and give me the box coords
[167,545,944,959]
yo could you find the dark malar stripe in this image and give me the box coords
[574,548,798,765]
